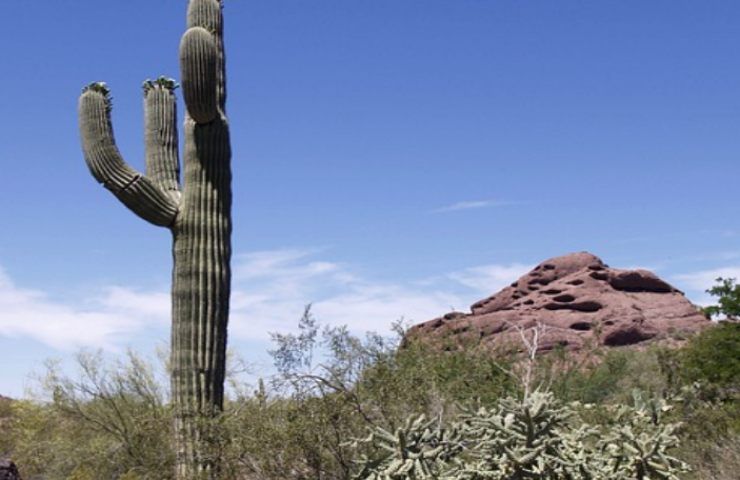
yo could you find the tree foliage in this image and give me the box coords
[703,277,740,321]
[680,321,740,390]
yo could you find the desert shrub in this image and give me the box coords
[4,399,66,478]
[352,390,689,479]
[679,322,739,391]
[679,435,740,480]
[6,351,174,480]
[546,349,633,404]
[4,311,737,479]
[545,346,688,406]
[220,309,513,479]
[0,395,14,458]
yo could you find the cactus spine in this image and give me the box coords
[78,1,231,478]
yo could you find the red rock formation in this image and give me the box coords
[410,252,710,352]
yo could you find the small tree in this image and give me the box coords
[680,322,740,391]
[703,277,740,321]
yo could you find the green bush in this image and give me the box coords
[703,277,740,321]
[680,322,740,390]
[5,352,173,479]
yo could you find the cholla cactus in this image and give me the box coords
[351,415,463,479]
[451,391,592,479]
[352,391,689,480]
[597,392,689,480]
[78,1,231,478]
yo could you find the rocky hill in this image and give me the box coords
[409,252,710,352]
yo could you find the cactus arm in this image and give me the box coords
[180,27,218,124]
[187,0,226,111]
[144,78,181,200]
[181,0,225,124]
[79,83,179,227]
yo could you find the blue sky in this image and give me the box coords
[2,0,740,397]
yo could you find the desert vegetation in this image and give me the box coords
[1,308,737,479]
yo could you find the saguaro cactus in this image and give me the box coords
[78,1,231,477]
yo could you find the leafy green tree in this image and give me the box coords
[680,322,740,391]
[703,277,740,321]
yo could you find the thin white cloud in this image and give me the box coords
[622,265,661,273]
[673,266,740,294]
[233,249,339,281]
[449,263,533,293]
[207,254,530,340]
[432,199,516,213]
[678,250,740,263]
[671,266,740,307]
[229,249,471,340]
[0,250,532,349]
[0,267,166,350]
[100,287,170,319]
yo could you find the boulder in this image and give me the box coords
[409,252,710,352]
[0,460,20,480]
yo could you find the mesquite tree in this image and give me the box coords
[78,1,231,477]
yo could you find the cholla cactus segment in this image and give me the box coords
[451,391,593,479]
[352,415,464,479]
[598,393,690,480]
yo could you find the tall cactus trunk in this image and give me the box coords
[78,1,231,478]
[172,118,231,477]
